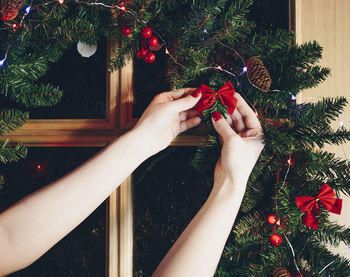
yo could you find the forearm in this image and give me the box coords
[0,128,148,275]
[152,178,245,277]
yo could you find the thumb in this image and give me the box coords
[211,112,238,142]
[171,90,201,112]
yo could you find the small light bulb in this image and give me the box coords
[243,66,247,72]
[340,120,344,128]
[287,158,291,165]
[203,28,208,34]
[12,23,18,32]
[0,58,5,66]
[58,0,64,4]
[165,48,170,55]
[120,5,126,11]
[291,95,297,101]
[25,6,31,14]
[37,165,41,169]
[216,65,222,70]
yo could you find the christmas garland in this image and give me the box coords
[1,0,350,276]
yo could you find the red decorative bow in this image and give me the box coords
[295,184,342,229]
[195,81,237,116]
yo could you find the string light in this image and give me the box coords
[120,4,126,11]
[283,234,302,275]
[0,46,10,66]
[243,66,247,72]
[318,261,335,274]
[12,23,19,32]
[291,95,297,101]
[339,120,344,128]
[25,6,32,14]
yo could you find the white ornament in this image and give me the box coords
[77,41,97,58]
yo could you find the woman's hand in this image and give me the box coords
[133,88,202,157]
[212,93,264,198]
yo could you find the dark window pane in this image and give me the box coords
[29,40,107,119]
[1,148,106,277]
[133,147,213,277]
[133,49,170,118]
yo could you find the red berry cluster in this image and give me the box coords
[267,214,283,246]
[137,26,158,63]
[121,25,159,64]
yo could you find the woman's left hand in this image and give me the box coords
[133,88,202,157]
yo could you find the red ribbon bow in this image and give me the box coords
[195,81,237,116]
[295,184,342,229]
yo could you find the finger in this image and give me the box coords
[171,91,201,112]
[230,108,245,133]
[211,112,238,142]
[180,116,202,133]
[169,88,196,100]
[241,129,264,138]
[179,109,199,121]
[235,93,262,130]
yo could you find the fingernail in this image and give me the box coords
[212,111,222,121]
[191,89,201,98]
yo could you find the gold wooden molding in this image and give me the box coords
[4,40,119,147]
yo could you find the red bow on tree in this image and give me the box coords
[195,81,237,116]
[295,184,342,229]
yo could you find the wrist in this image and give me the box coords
[127,126,154,160]
[213,171,247,201]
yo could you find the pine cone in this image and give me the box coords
[246,57,272,92]
[272,267,292,277]
[0,0,23,21]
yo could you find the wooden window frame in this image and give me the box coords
[3,2,297,273]
[114,57,207,277]
[4,40,119,147]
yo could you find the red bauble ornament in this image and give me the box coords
[136,48,148,59]
[267,214,277,225]
[148,35,158,46]
[269,234,283,246]
[141,27,152,39]
[144,52,155,63]
[122,26,132,36]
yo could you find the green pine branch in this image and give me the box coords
[0,139,27,164]
[0,109,29,135]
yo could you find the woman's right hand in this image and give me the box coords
[211,93,264,198]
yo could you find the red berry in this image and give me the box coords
[148,35,158,46]
[122,26,132,36]
[141,27,153,39]
[136,49,148,59]
[269,234,283,246]
[267,214,277,225]
[144,52,155,63]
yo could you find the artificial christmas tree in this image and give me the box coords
[1,0,350,276]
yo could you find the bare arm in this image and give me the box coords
[0,88,202,276]
[153,93,264,277]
